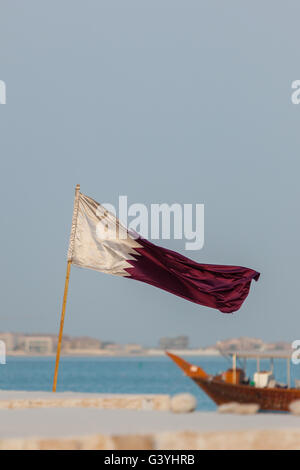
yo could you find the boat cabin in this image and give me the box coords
[223,351,292,388]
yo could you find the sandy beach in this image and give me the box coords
[1,407,300,438]
[0,391,300,449]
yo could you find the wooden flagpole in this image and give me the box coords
[52,184,80,392]
[52,260,71,391]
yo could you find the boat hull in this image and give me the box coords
[193,376,300,411]
[166,352,300,412]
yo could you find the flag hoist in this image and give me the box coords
[53,184,80,392]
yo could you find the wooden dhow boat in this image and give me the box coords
[167,351,299,411]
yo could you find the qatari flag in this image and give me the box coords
[68,192,260,314]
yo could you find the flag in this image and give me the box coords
[68,192,260,313]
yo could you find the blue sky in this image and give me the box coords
[0,1,299,347]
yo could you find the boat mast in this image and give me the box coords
[287,358,291,388]
[232,353,237,384]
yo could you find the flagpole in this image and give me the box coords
[52,184,80,392]
[52,260,72,392]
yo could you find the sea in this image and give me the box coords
[0,355,298,411]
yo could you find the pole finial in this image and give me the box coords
[75,184,80,193]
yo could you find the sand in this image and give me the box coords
[0,407,300,438]
[0,391,300,449]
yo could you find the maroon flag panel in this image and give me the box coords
[125,237,260,313]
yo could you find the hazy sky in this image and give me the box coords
[0,1,299,347]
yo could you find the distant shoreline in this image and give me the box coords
[5,349,292,359]
[6,351,221,358]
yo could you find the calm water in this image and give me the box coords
[0,356,299,411]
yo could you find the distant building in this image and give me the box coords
[265,341,292,351]
[103,343,122,352]
[23,336,53,354]
[216,337,264,352]
[0,333,16,352]
[124,343,144,354]
[159,336,189,350]
[68,337,102,350]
